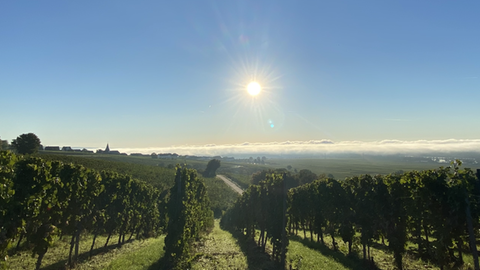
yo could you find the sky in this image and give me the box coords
[1,1,479,155]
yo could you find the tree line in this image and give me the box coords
[0,151,213,270]
[222,162,480,270]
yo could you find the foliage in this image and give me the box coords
[164,166,214,269]
[0,140,9,150]
[224,161,480,270]
[203,176,239,218]
[251,168,314,189]
[38,153,175,190]
[0,151,164,269]
[11,133,41,154]
[296,169,317,185]
[203,159,221,177]
[222,173,288,267]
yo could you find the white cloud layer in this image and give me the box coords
[110,139,480,157]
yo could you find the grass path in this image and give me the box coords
[191,220,371,270]
[192,220,248,270]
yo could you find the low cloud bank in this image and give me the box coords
[113,139,480,157]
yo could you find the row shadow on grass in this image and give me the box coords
[41,239,135,270]
[288,234,380,270]
[145,228,277,270]
[146,256,166,270]
[228,230,277,270]
[214,227,380,270]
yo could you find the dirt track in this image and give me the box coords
[216,175,244,195]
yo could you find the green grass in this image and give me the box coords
[6,234,164,270]
[103,236,165,270]
[287,239,356,270]
[243,229,359,270]
[289,229,444,270]
[239,227,473,270]
[214,226,360,270]
[192,220,248,270]
[199,221,364,270]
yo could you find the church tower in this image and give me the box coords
[105,143,110,153]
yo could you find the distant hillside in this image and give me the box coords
[38,153,176,191]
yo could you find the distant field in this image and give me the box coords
[265,156,480,180]
[203,176,240,217]
[40,151,480,183]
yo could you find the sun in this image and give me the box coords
[247,82,261,96]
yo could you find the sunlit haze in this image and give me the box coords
[1,1,479,156]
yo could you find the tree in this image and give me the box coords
[11,133,41,154]
[296,169,317,186]
[203,159,221,177]
[251,170,269,185]
[0,139,9,150]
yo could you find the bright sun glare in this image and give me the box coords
[247,82,261,96]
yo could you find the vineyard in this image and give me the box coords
[38,154,176,190]
[0,151,213,270]
[222,162,480,270]
[4,148,480,270]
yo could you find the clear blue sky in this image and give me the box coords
[1,1,479,153]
